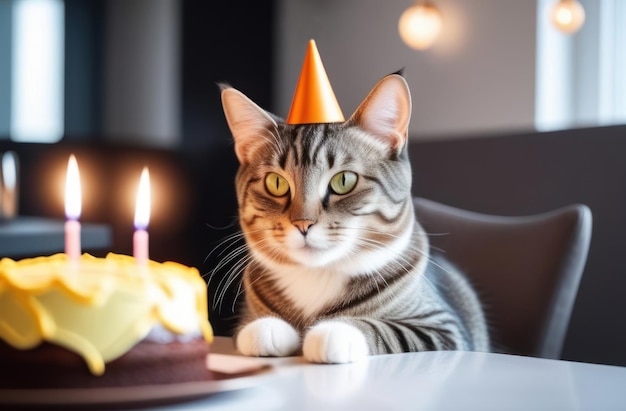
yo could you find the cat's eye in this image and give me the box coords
[329,171,358,195]
[265,172,290,197]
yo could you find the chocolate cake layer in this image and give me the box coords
[0,338,211,389]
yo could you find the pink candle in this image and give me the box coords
[133,167,151,265]
[64,155,82,261]
[65,219,81,260]
[133,228,149,263]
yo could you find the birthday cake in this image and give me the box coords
[0,253,214,389]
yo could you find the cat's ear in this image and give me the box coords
[221,86,278,164]
[348,74,412,153]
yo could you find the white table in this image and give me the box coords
[147,336,626,411]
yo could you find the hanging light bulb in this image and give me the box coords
[398,1,443,50]
[551,0,585,34]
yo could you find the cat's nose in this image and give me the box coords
[292,220,315,236]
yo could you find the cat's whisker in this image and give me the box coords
[408,243,455,276]
[344,249,385,296]
[204,231,245,265]
[211,257,248,311]
[335,226,450,250]
[213,247,270,312]
[205,217,240,231]
[211,235,281,312]
[346,230,451,274]
[214,254,252,312]
[338,226,403,239]
[339,226,448,255]
[224,243,281,313]
[338,236,406,293]
[208,249,245,303]
[422,231,450,237]
[234,273,266,311]
[205,227,275,284]
[231,277,244,313]
[339,233,452,285]
[207,243,248,287]
[257,127,282,152]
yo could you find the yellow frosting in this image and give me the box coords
[0,253,213,376]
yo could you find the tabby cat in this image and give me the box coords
[220,73,489,363]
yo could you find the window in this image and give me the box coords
[0,0,64,142]
[535,0,626,131]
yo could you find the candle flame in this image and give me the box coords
[134,167,151,229]
[65,154,81,220]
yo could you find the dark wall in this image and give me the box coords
[181,0,275,151]
[408,124,626,366]
[64,0,105,138]
[180,0,276,336]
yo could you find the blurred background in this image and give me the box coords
[1,0,625,365]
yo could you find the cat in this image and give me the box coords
[219,73,490,363]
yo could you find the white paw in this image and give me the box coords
[236,317,300,357]
[303,321,368,363]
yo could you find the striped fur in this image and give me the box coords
[220,74,489,363]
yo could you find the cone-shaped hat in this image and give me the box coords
[286,40,345,124]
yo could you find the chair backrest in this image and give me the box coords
[413,197,592,359]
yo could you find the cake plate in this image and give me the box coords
[0,353,272,409]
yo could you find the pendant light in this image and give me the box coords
[398,1,443,50]
[551,0,585,34]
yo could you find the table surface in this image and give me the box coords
[0,216,111,258]
[144,336,626,411]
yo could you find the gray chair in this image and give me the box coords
[413,197,592,359]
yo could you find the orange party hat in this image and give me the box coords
[286,40,345,124]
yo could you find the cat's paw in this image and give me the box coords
[303,321,368,364]
[236,317,300,357]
